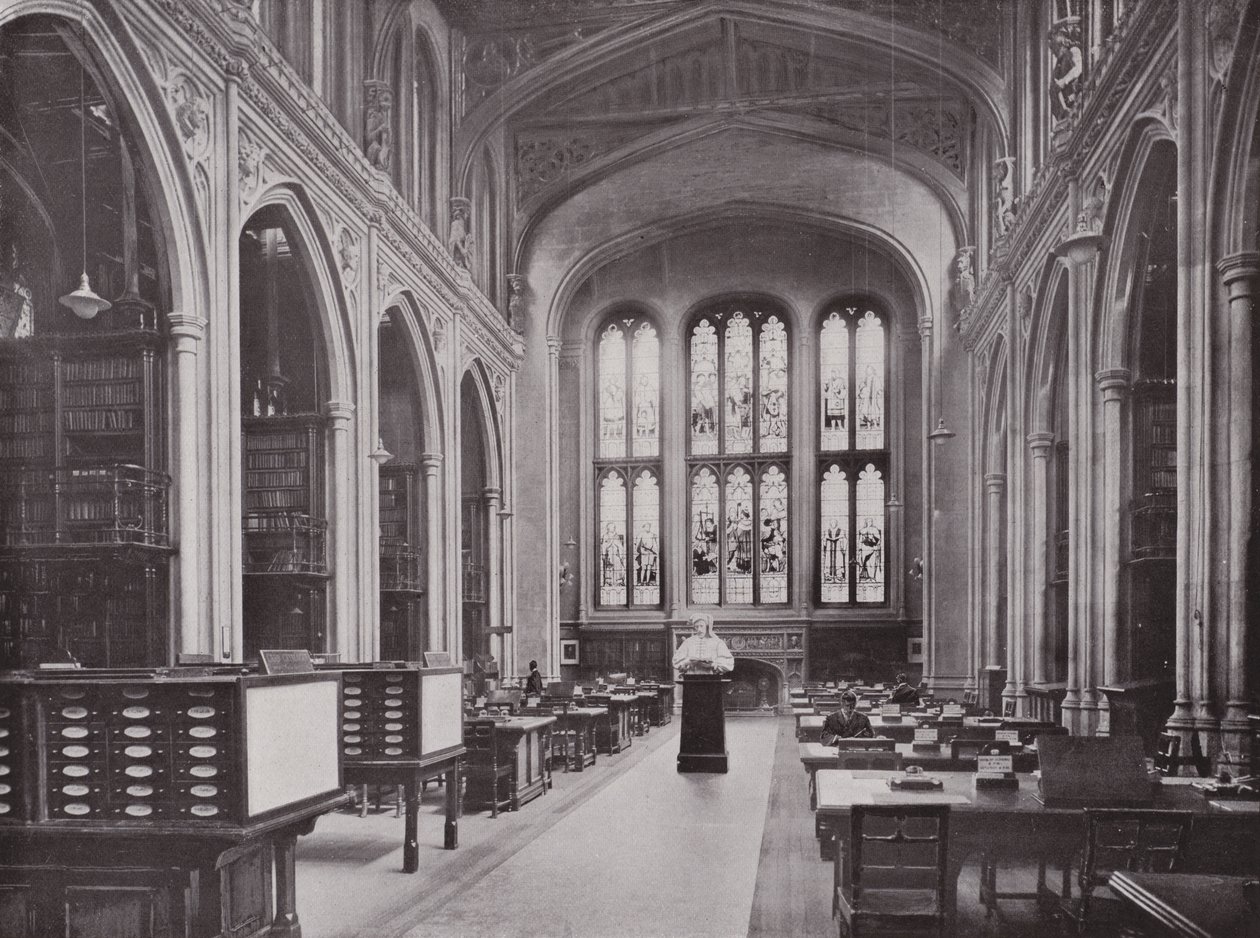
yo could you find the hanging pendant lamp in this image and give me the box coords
[59,42,110,320]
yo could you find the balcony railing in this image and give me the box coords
[1129,491,1176,562]
[0,465,170,548]
[243,511,328,575]
[380,542,422,591]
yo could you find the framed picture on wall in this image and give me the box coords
[907,638,924,664]
[560,639,580,665]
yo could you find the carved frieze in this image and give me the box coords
[364,80,393,173]
[803,99,966,176]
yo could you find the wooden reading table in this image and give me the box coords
[585,693,633,754]
[463,715,555,812]
[543,705,604,771]
[1109,872,1259,938]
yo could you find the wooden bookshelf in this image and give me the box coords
[0,329,169,670]
[379,463,423,661]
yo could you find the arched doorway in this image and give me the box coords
[726,658,781,711]
[460,370,499,687]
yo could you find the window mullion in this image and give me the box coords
[751,463,760,606]
[625,466,634,608]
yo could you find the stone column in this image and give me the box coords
[546,337,562,665]
[325,400,356,659]
[168,313,207,658]
[1054,220,1106,733]
[984,472,1007,669]
[1218,252,1259,754]
[484,486,503,640]
[1027,432,1055,685]
[420,453,444,652]
[919,317,938,691]
[1095,368,1131,734]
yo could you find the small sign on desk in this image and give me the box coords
[941,704,965,718]
[977,753,1014,774]
[880,704,902,719]
[913,727,939,749]
[259,649,314,675]
[423,652,452,668]
[995,729,1021,743]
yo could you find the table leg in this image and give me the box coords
[272,834,302,938]
[443,764,459,849]
[403,781,419,873]
[359,783,368,818]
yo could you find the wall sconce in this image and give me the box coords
[909,557,924,581]
[369,438,394,466]
[927,418,956,445]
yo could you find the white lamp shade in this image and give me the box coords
[59,272,112,320]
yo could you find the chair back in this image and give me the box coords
[844,804,950,908]
[834,737,897,752]
[837,750,903,772]
[1001,698,1016,718]
[1079,808,1193,893]
[462,721,497,760]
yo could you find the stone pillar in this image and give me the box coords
[325,400,356,659]
[1054,219,1106,733]
[168,313,207,659]
[484,486,502,640]
[919,317,938,691]
[1027,432,1055,685]
[546,337,562,667]
[1218,252,1259,755]
[420,453,444,652]
[1095,368,1131,735]
[984,472,1007,669]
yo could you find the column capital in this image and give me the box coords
[324,400,355,423]
[917,317,934,340]
[1095,367,1132,398]
[984,471,1006,491]
[418,452,444,472]
[166,312,207,343]
[1026,431,1055,455]
[1218,251,1260,295]
[483,485,502,504]
[546,335,563,357]
[1054,228,1107,267]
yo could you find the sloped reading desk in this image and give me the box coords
[0,667,347,938]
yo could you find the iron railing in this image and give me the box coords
[0,465,170,548]
[243,511,328,575]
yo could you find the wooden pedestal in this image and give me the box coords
[677,674,729,773]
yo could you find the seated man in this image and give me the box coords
[822,691,874,743]
[885,672,920,707]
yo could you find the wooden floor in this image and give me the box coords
[297,716,1067,938]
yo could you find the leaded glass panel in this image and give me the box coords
[759,465,788,603]
[690,468,719,603]
[759,316,788,453]
[599,323,626,458]
[632,321,659,458]
[631,470,660,606]
[598,472,628,605]
[820,465,849,603]
[855,311,885,450]
[855,464,885,603]
[725,466,754,602]
[821,312,849,451]
[690,319,719,455]
[724,313,754,454]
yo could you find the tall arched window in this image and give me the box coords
[687,302,790,606]
[818,304,888,605]
[596,313,661,607]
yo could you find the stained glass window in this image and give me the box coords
[855,464,885,603]
[632,321,659,457]
[598,472,627,606]
[631,470,660,605]
[724,314,754,454]
[820,465,849,603]
[690,468,720,603]
[690,319,718,455]
[817,303,890,605]
[820,312,849,451]
[725,467,754,602]
[855,311,885,450]
[759,316,788,453]
[759,466,788,603]
[598,323,626,458]
[595,312,662,608]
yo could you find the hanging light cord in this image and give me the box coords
[78,56,87,278]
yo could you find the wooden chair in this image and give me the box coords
[1054,808,1194,934]
[461,722,513,817]
[1153,732,1210,777]
[833,804,951,937]
[836,750,903,772]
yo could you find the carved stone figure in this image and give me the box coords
[506,274,526,333]
[364,81,393,173]
[994,156,1017,238]
[1048,20,1083,121]
[448,198,474,271]
[950,247,976,328]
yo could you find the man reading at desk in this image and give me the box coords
[822,691,874,743]
[672,613,734,674]
[885,672,920,707]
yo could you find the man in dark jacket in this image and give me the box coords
[886,673,920,707]
[822,691,874,743]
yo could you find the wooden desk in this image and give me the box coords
[637,684,675,726]
[552,707,603,771]
[464,716,555,811]
[815,769,1260,913]
[800,713,921,743]
[586,694,633,753]
[1110,872,1259,938]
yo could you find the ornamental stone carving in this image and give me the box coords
[364,80,393,173]
[1049,18,1084,122]
[168,73,211,160]
[448,198,474,271]
[506,274,527,334]
[993,156,1017,239]
[1208,0,1247,83]
[950,247,977,331]
[335,225,360,285]
[238,133,263,205]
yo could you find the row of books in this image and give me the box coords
[63,409,139,431]
[62,383,142,406]
[62,357,141,382]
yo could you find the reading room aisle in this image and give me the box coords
[297,717,780,938]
